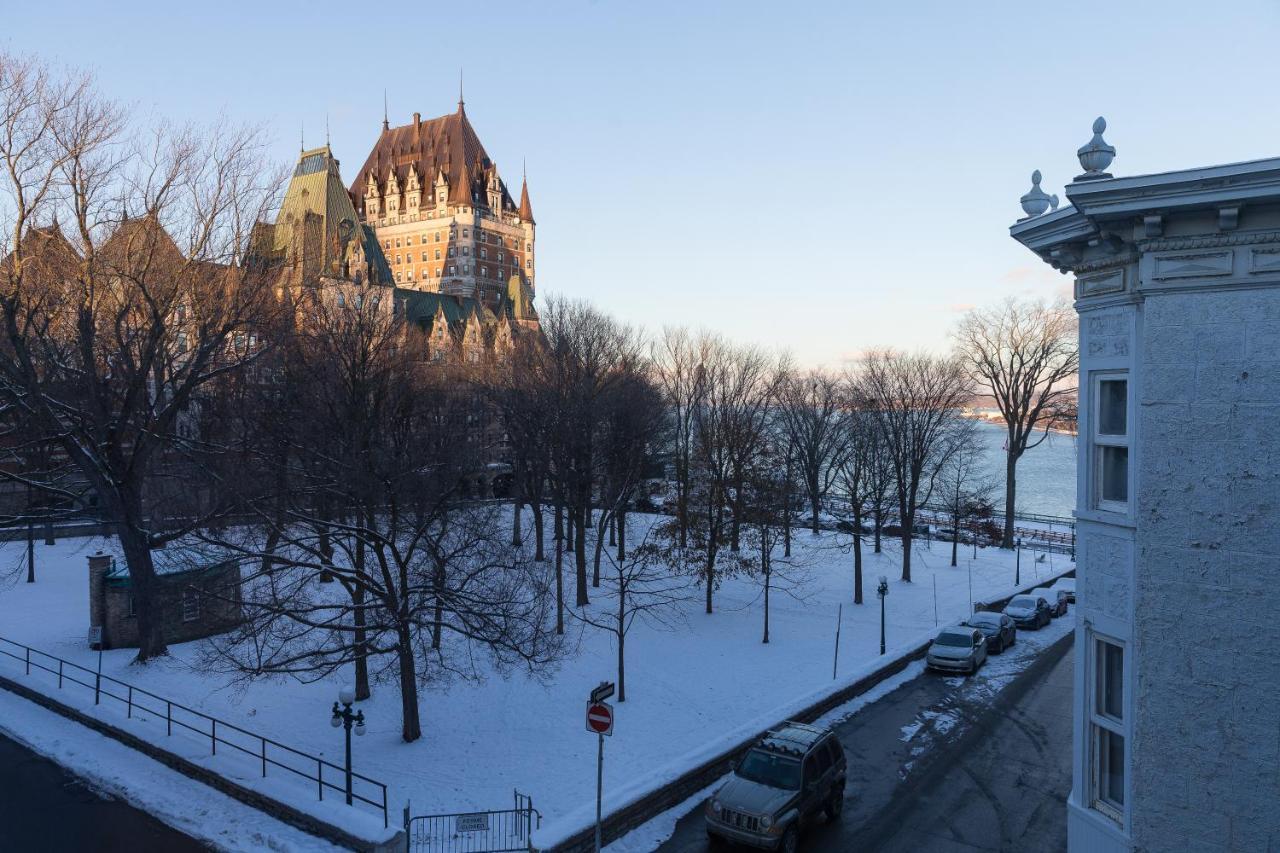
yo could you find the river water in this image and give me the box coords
[971,420,1076,519]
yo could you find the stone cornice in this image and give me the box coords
[1136,229,1280,253]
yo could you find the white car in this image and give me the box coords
[926,626,988,675]
[1051,577,1076,604]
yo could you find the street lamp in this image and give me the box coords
[330,685,366,806]
[1015,537,1023,586]
[876,576,889,655]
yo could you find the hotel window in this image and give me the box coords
[396,254,402,264]
[1093,374,1129,512]
[462,247,470,256]
[435,232,441,242]
[480,248,487,259]
[421,252,428,262]
[481,265,487,277]
[1089,636,1125,824]
[448,248,455,257]
[463,228,469,237]
[435,249,441,260]
[449,265,456,275]
[435,267,442,277]
[182,589,201,623]
[395,238,401,248]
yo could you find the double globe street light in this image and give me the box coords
[330,685,366,806]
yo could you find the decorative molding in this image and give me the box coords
[1080,269,1125,295]
[1138,230,1280,252]
[1218,206,1240,231]
[1144,215,1163,238]
[1152,251,1233,280]
[1249,247,1280,274]
[1072,253,1138,274]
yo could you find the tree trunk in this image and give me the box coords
[532,500,545,562]
[951,495,960,568]
[810,486,820,535]
[853,504,864,605]
[873,509,883,553]
[608,515,616,547]
[617,509,626,562]
[431,559,445,650]
[1003,450,1018,549]
[118,523,167,662]
[762,540,771,644]
[783,495,792,558]
[592,511,606,587]
[395,633,421,742]
[553,503,564,634]
[352,527,369,700]
[512,499,523,547]
[617,584,626,702]
[575,503,589,606]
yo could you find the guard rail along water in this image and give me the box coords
[0,635,389,827]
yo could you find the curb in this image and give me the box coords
[0,672,404,853]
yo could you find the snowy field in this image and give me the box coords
[0,515,1072,846]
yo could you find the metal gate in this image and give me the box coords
[405,790,541,853]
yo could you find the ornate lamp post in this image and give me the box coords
[876,576,889,655]
[330,685,366,805]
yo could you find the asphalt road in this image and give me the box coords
[656,622,1074,853]
[0,731,208,853]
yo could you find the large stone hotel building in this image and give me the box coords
[351,96,536,318]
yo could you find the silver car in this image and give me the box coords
[926,626,988,674]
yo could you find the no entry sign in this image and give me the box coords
[585,701,614,736]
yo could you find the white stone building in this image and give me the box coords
[1011,121,1280,852]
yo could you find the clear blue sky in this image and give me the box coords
[6,0,1280,366]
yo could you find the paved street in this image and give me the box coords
[0,730,208,852]
[657,626,1073,853]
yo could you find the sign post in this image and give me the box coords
[586,682,615,853]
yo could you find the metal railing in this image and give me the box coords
[0,635,389,826]
[405,790,541,853]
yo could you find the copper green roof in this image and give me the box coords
[275,146,363,265]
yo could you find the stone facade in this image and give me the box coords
[1012,132,1280,852]
[88,552,243,650]
[349,101,537,323]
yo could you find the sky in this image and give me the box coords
[6,0,1280,367]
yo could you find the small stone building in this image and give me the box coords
[88,552,243,650]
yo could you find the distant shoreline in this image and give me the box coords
[962,413,1078,438]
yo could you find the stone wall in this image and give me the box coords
[89,553,243,650]
[1133,287,1280,852]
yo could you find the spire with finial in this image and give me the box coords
[300,120,305,152]
[1076,116,1116,180]
[519,161,534,223]
[382,90,389,132]
[325,113,330,148]
[458,68,465,114]
[1019,170,1059,220]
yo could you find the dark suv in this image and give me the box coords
[705,721,847,852]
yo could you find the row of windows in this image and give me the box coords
[394,264,518,283]
[382,230,526,251]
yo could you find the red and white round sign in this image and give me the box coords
[586,701,614,736]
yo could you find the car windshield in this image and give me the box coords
[968,614,999,628]
[1010,597,1036,609]
[735,749,802,790]
[935,631,973,647]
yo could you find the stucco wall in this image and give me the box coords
[1133,286,1280,852]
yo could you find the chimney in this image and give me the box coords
[413,112,421,130]
[88,552,111,647]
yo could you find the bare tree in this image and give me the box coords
[571,530,689,703]
[935,417,996,567]
[859,350,971,583]
[776,368,847,535]
[0,53,282,661]
[954,298,1078,547]
[652,327,708,549]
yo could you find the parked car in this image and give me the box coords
[1004,594,1052,629]
[926,626,988,674]
[1051,577,1076,604]
[963,611,1017,653]
[706,722,847,852]
[1033,587,1069,617]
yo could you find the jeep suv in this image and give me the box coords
[705,721,846,852]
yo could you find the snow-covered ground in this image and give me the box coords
[0,516,1072,846]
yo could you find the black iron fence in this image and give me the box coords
[0,636,389,826]
[405,791,541,853]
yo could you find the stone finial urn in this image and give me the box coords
[1076,116,1116,179]
[1020,170,1060,218]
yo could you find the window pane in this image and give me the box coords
[1100,446,1128,503]
[1099,379,1127,436]
[1097,727,1125,807]
[1096,640,1123,720]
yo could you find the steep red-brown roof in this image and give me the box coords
[348,105,520,217]
[518,177,534,224]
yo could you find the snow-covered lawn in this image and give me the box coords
[0,517,1072,842]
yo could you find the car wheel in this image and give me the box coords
[781,825,799,853]
[824,786,844,822]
